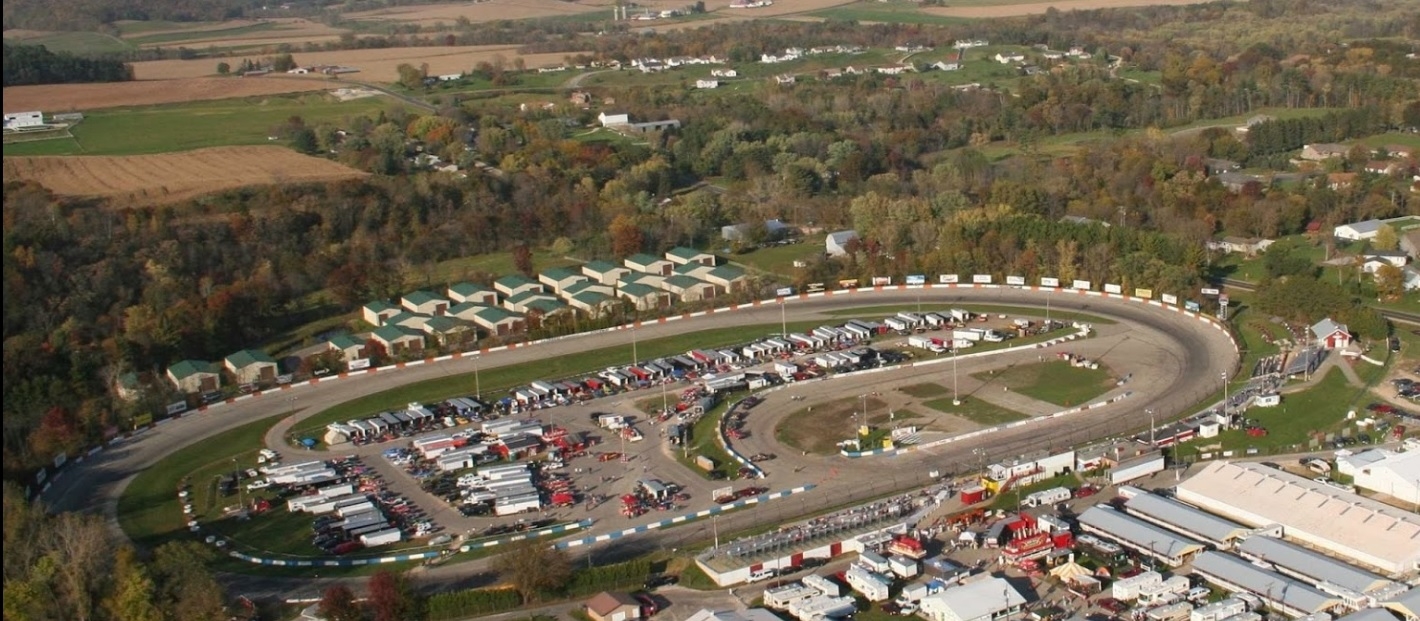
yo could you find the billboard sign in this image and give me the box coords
[939,274,959,284]
[775,287,794,297]
[839,279,860,289]
[1161,293,1179,305]
[1104,283,1122,294]
[1200,287,1221,296]
[905,274,927,286]
[871,276,892,286]
[348,358,371,370]
[165,401,188,416]
[1135,288,1153,299]
[1072,280,1092,290]
[1185,300,1202,312]
[1005,275,1026,286]
[972,274,993,284]
[806,282,825,293]
[1040,277,1061,288]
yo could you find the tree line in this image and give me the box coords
[1,42,132,86]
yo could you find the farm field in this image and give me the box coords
[2,93,390,156]
[922,0,1222,18]
[1,77,339,112]
[131,45,582,82]
[343,0,607,25]
[3,146,368,205]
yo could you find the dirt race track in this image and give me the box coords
[3,146,368,206]
[923,0,1219,17]
[2,77,337,112]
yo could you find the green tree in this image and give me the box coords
[397,63,426,90]
[105,547,163,621]
[291,128,318,154]
[216,62,230,75]
[1373,224,1399,251]
[493,539,571,604]
[271,53,297,72]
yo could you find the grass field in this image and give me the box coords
[1206,369,1357,455]
[674,401,743,479]
[289,320,827,439]
[776,395,892,454]
[976,360,1113,406]
[2,30,133,54]
[899,382,951,399]
[2,93,389,156]
[923,397,1029,426]
[809,1,969,25]
[728,236,825,277]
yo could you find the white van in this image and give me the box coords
[747,569,775,583]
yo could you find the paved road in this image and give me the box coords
[41,288,1236,598]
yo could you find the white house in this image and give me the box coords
[598,112,631,127]
[710,68,738,78]
[876,65,912,75]
[826,230,859,257]
[994,52,1025,64]
[931,61,961,71]
[3,111,45,130]
[920,577,1028,621]
[774,74,796,85]
[1334,219,1385,241]
[696,79,720,89]
[362,300,400,326]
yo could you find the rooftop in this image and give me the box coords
[168,359,215,379]
[1237,536,1393,595]
[619,282,661,297]
[327,334,364,350]
[494,275,538,289]
[684,609,784,621]
[1191,551,1341,614]
[372,324,422,342]
[540,266,583,282]
[363,300,396,312]
[922,576,1028,621]
[1076,506,1206,560]
[1122,488,1250,544]
[626,253,665,266]
[402,290,445,305]
[583,260,622,274]
[448,282,492,296]
[225,349,276,368]
[667,246,710,260]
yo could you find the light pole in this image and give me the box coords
[1221,372,1229,421]
[233,458,246,517]
[1147,409,1155,447]
[631,324,639,367]
[779,298,787,337]
[473,354,482,400]
[952,348,961,406]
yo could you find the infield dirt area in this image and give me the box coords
[3,146,368,205]
[2,77,337,113]
[922,0,1218,17]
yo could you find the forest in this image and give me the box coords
[1,42,133,86]
[3,0,1417,483]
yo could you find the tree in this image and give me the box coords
[291,128,318,155]
[318,584,363,621]
[216,62,230,75]
[366,569,419,621]
[512,244,534,277]
[105,547,162,621]
[1373,224,1399,251]
[1375,264,1405,300]
[397,63,426,90]
[608,214,644,259]
[493,538,571,604]
[271,53,297,72]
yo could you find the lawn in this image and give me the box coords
[3,30,134,54]
[673,401,742,480]
[899,382,950,399]
[289,319,827,438]
[924,397,1029,426]
[976,360,1113,407]
[727,236,826,277]
[776,395,892,454]
[810,2,969,25]
[1355,132,1420,150]
[824,303,1115,325]
[414,249,579,289]
[1206,369,1359,455]
[2,94,390,156]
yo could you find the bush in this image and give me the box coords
[426,588,522,621]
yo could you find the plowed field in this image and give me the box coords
[3,146,368,205]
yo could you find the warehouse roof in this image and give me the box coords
[1237,536,1393,595]
[1334,609,1401,621]
[1077,506,1206,560]
[1382,588,1420,619]
[1176,462,1420,573]
[1122,488,1251,544]
[921,576,1027,621]
[1191,552,1342,615]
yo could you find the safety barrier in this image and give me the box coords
[225,519,592,567]
[555,484,815,549]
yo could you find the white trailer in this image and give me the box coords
[884,317,911,332]
[949,309,973,322]
[1113,571,1163,601]
[923,313,947,327]
[1138,576,1192,606]
[951,338,975,349]
[897,579,946,604]
[846,565,892,602]
[494,492,541,516]
[803,574,841,597]
[889,555,920,579]
[765,583,820,609]
[908,335,937,350]
[1024,487,1072,507]
[479,464,530,480]
[260,460,324,476]
[896,312,924,327]
[360,528,403,547]
[271,468,338,485]
[303,493,365,515]
[952,329,983,342]
[789,596,857,621]
[1145,603,1194,621]
[1192,599,1248,621]
[336,500,377,519]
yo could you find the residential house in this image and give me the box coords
[494,275,544,298]
[539,267,591,295]
[617,282,669,310]
[1310,318,1351,350]
[1365,161,1402,176]
[504,290,562,314]
[1208,236,1274,256]
[1383,144,1416,159]
[695,79,720,89]
[1361,250,1409,271]
[826,230,859,257]
[447,282,497,305]
[721,219,789,242]
[710,68,738,78]
[568,291,619,317]
[661,275,718,302]
[168,360,221,394]
[371,325,424,356]
[362,300,399,327]
[625,253,674,276]
[422,316,473,344]
[585,592,643,621]
[994,52,1025,64]
[876,64,912,75]
[224,349,278,385]
[471,306,525,336]
[1203,158,1240,174]
[326,334,368,363]
[1327,172,1358,190]
[1214,172,1264,193]
[597,112,631,127]
[1235,114,1274,133]
[1333,219,1384,241]
[582,260,631,285]
[1400,229,1420,260]
[702,265,748,291]
[1300,143,1349,161]
[401,290,449,316]
[666,246,716,267]
[931,61,961,71]
[383,311,430,330]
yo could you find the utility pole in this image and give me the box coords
[952,348,961,405]
[631,324,639,367]
[1148,409,1155,447]
[1221,372,1229,422]
[473,354,482,400]
[780,298,787,337]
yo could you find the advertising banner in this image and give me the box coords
[939,274,960,284]
[839,279,860,289]
[1161,293,1179,305]
[806,282,826,293]
[871,276,893,286]
[348,358,372,370]
[972,274,993,284]
[1072,280,1092,290]
[165,401,188,416]
[775,287,794,297]
[1200,287,1220,296]
[1103,283,1122,294]
[1006,275,1026,286]
[1040,277,1061,288]
[1135,288,1153,299]
[1185,300,1202,312]
[905,275,927,286]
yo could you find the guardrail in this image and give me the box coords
[555,485,815,549]
[224,519,592,567]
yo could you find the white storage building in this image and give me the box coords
[1190,552,1344,617]
[1191,598,1248,621]
[1236,536,1401,607]
[1121,487,1252,549]
[1078,506,1207,566]
[920,577,1028,621]
[787,596,857,621]
[1176,462,1420,576]
[1382,587,1420,621]
[1111,451,1165,484]
[1113,571,1164,601]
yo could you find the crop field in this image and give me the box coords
[2,146,368,205]
[132,45,582,82]
[344,0,607,25]
[1,77,340,112]
[922,0,1222,18]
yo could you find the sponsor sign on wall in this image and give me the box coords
[938,274,960,284]
[871,276,893,286]
[806,282,826,293]
[1005,275,1026,286]
[1103,283,1122,294]
[1135,288,1154,299]
[972,274,993,284]
[166,401,188,416]
[839,279,861,289]
[348,358,372,370]
[905,274,927,286]
[1161,293,1179,305]
[53,453,67,469]
[1200,287,1221,296]
[277,374,294,385]
[1072,280,1092,290]
[1040,277,1061,288]
[775,287,794,297]
[1185,300,1202,312]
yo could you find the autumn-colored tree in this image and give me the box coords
[318,584,363,621]
[366,569,419,621]
[512,244,534,277]
[1374,264,1405,300]
[608,214,644,259]
[1373,224,1399,251]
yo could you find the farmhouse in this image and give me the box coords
[371,325,424,355]
[326,334,368,363]
[494,275,544,298]
[931,61,961,71]
[617,282,669,310]
[224,349,278,384]
[167,360,220,394]
[625,253,674,276]
[826,230,859,257]
[1310,318,1351,350]
[582,260,631,285]
[662,275,718,302]
[401,290,449,316]
[362,300,399,326]
[539,267,591,295]
[471,306,525,336]
[711,68,738,78]
[447,282,497,305]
